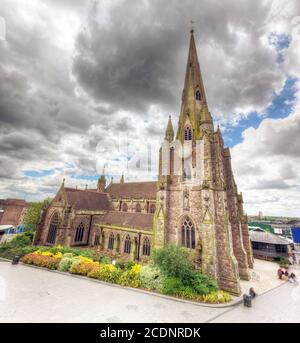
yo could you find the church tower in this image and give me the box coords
[155,30,253,295]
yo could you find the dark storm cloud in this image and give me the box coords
[72,0,284,119]
[0,0,298,206]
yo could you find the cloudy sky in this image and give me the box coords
[0,0,300,216]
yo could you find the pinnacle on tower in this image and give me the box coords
[120,173,125,184]
[165,115,174,142]
[97,168,106,192]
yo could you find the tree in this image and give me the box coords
[23,198,51,230]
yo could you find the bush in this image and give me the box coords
[118,264,142,288]
[190,272,218,295]
[46,246,95,259]
[152,244,194,282]
[21,245,40,255]
[58,255,74,272]
[202,290,232,304]
[277,256,291,268]
[21,252,61,270]
[176,286,199,300]
[99,256,111,264]
[115,259,135,270]
[140,264,163,290]
[0,231,34,259]
[96,264,122,283]
[69,260,100,276]
[160,277,185,295]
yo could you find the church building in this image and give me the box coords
[34,30,253,294]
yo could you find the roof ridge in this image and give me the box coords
[65,187,108,195]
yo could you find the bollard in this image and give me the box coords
[12,256,20,265]
[243,294,252,307]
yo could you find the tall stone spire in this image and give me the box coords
[176,30,213,141]
[165,115,174,142]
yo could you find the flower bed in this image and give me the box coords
[20,245,232,304]
[21,251,62,270]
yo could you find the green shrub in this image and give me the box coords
[202,290,232,304]
[276,256,290,268]
[153,244,219,296]
[99,256,111,264]
[47,246,95,259]
[115,259,135,270]
[140,264,163,290]
[176,286,198,300]
[96,264,122,283]
[21,245,40,255]
[124,260,136,270]
[0,231,34,259]
[152,244,194,282]
[118,264,142,288]
[58,256,74,272]
[160,277,185,295]
[190,272,218,295]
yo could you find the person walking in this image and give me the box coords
[249,287,257,299]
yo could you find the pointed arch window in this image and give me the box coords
[122,202,128,212]
[184,126,192,140]
[108,232,115,250]
[142,237,151,256]
[135,203,141,213]
[75,222,85,243]
[46,212,59,244]
[149,204,156,214]
[195,90,201,101]
[124,235,131,254]
[181,217,195,249]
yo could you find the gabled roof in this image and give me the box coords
[106,181,157,200]
[64,188,111,211]
[99,211,154,230]
[250,230,290,245]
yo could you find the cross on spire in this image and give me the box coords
[190,20,194,33]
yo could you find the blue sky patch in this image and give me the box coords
[23,169,55,178]
[268,32,291,64]
[223,77,297,147]
[71,174,99,181]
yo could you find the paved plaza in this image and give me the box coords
[0,261,299,323]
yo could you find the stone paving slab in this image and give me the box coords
[0,261,228,323]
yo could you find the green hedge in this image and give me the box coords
[0,231,34,259]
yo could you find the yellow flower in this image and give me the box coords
[132,264,141,273]
[79,256,94,263]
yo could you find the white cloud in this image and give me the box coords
[0,0,300,217]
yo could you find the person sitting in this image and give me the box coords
[289,272,298,284]
[249,287,257,299]
[282,270,289,281]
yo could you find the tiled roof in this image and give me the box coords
[0,205,25,226]
[106,181,157,200]
[249,230,290,245]
[64,188,112,211]
[99,211,154,230]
